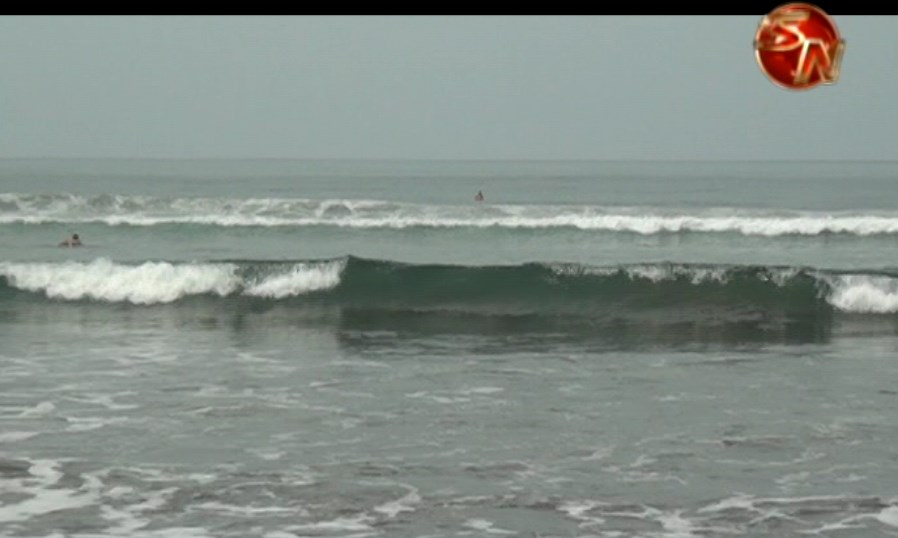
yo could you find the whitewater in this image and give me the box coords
[5,159,898,538]
[3,257,898,316]
[7,192,898,235]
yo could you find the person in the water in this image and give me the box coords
[59,233,82,247]
[475,190,484,202]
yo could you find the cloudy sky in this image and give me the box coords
[0,16,893,161]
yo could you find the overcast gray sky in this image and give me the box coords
[0,16,893,161]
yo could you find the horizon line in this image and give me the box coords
[2,157,898,164]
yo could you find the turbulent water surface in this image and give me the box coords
[3,159,898,537]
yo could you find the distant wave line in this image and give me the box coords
[4,193,898,236]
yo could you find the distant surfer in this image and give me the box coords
[59,233,82,247]
[475,190,484,202]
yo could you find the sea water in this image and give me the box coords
[2,159,898,537]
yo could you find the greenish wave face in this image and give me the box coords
[3,257,896,325]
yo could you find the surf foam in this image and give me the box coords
[244,260,345,298]
[6,192,898,236]
[0,259,240,304]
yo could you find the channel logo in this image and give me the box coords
[754,3,845,90]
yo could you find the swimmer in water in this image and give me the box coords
[475,190,484,202]
[59,233,82,247]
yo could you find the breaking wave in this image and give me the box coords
[5,193,898,236]
[2,257,898,316]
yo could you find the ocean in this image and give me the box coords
[3,158,898,537]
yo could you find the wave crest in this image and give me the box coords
[1,257,897,316]
[5,193,898,236]
[0,259,341,305]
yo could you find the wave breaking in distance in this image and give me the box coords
[5,193,898,236]
[2,257,898,316]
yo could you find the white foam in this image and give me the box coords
[551,263,744,285]
[458,386,505,395]
[194,502,298,516]
[65,416,130,433]
[244,445,288,462]
[558,499,607,524]
[106,486,136,498]
[28,459,64,483]
[287,513,375,532]
[563,263,898,316]
[0,259,239,304]
[67,392,139,411]
[16,401,55,418]
[463,518,517,535]
[373,486,421,518]
[796,517,868,535]
[826,274,898,313]
[657,510,701,538]
[6,192,898,236]
[697,494,759,513]
[0,460,101,524]
[624,265,727,284]
[244,261,344,298]
[0,431,38,443]
[876,506,898,527]
[581,445,615,461]
[0,259,352,304]
[95,485,218,538]
[405,391,471,404]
